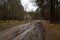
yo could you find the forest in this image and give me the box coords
[0,0,60,23]
[0,0,60,40]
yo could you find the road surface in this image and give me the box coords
[0,21,45,40]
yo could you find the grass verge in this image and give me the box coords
[0,20,32,31]
[41,20,60,40]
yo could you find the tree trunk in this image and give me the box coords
[50,0,55,23]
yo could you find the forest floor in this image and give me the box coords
[0,20,60,40]
[41,20,60,40]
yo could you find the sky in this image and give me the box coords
[20,0,38,12]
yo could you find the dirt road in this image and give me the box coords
[0,21,45,40]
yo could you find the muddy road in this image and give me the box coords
[0,21,45,40]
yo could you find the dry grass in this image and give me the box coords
[0,20,32,31]
[41,20,60,40]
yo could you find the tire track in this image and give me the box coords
[0,23,31,40]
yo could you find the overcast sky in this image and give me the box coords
[20,0,38,12]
